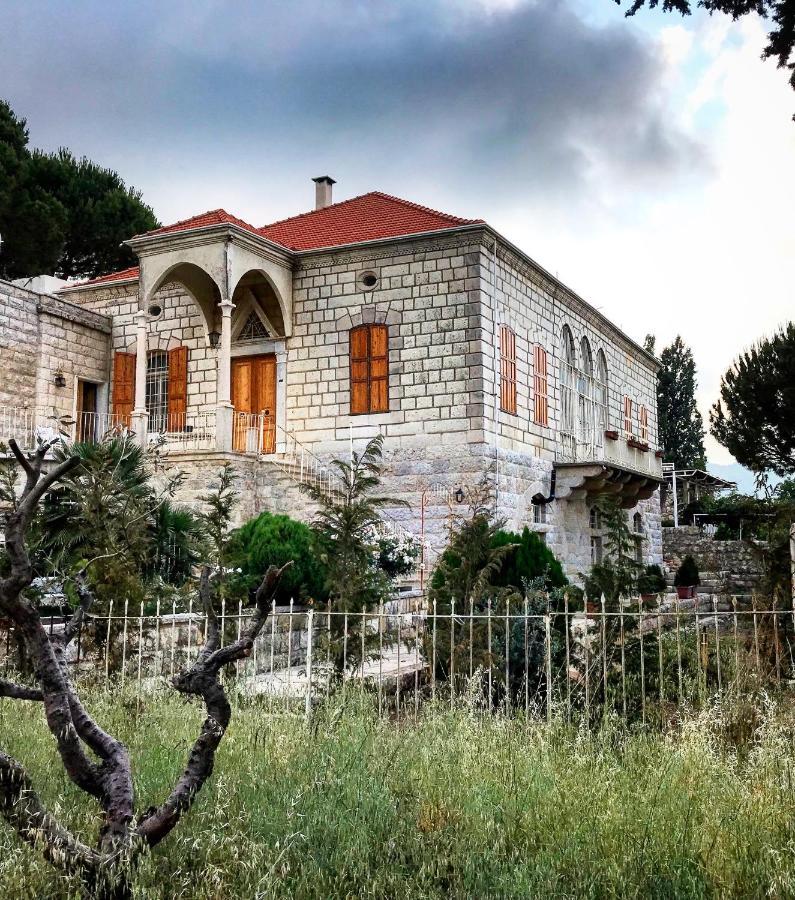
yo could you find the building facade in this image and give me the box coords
[0,182,663,582]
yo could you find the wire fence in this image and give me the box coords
[2,593,793,724]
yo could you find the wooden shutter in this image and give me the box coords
[350,326,369,415]
[369,324,389,413]
[112,352,135,427]
[623,396,633,438]
[639,405,649,442]
[499,325,517,415]
[167,345,188,431]
[350,324,389,415]
[533,345,549,427]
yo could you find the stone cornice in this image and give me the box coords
[36,294,112,333]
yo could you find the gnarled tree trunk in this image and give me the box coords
[0,439,288,898]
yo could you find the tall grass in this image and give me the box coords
[2,688,795,898]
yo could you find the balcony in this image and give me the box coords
[555,385,663,508]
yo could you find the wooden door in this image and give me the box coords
[231,354,276,453]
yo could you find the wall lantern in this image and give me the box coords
[208,330,221,349]
[454,487,465,504]
[53,371,66,388]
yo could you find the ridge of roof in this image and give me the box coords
[138,208,260,238]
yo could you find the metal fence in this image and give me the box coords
[2,594,792,723]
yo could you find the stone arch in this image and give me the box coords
[142,261,221,339]
[230,268,290,339]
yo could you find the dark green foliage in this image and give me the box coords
[710,324,795,476]
[198,462,238,568]
[637,564,667,595]
[583,497,643,602]
[0,99,158,280]
[226,512,328,606]
[491,527,568,592]
[615,1,795,100]
[674,554,700,587]
[655,336,706,469]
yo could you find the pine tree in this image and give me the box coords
[657,336,706,469]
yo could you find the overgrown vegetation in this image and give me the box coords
[3,690,795,899]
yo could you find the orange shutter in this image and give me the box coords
[167,346,188,431]
[350,325,369,415]
[499,325,517,415]
[112,352,136,427]
[624,396,633,438]
[369,324,389,413]
[639,405,649,442]
[350,324,389,415]
[533,345,549,427]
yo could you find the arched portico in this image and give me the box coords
[128,228,293,452]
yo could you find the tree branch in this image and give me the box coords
[136,562,291,847]
[0,678,43,701]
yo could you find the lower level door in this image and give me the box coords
[231,354,276,453]
[76,380,98,442]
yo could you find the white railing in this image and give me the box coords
[145,410,216,452]
[0,406,133,450]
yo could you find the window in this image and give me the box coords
[589,506,602,530]
[350,324,389,414]
[596,350,608,433]
[560,326,577,437]
[146,351,169,432]
[639,405,649,442]
[623,396,634,438]
[499,325,517,414]
[533,345,549,426]
[633,512,643,534]
[239,310,270,341]
[532,500,546,525]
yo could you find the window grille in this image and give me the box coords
[146,351,169,432]
[239,311,270,341]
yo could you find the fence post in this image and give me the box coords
[137,601,144,714]
[545,613,552,724]
[450,599,456,710]
[305,607,314,723]
[104,599,114,686]
[121,598,129,690]
[790,523,795,618]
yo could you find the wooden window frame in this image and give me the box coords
[350,324,389,415]
[532,344,549,427]
[623,395,634,439]
[499,324,517,415]
[639,405,649,443]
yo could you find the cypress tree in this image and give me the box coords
[657,336,706,469]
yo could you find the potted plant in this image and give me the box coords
[674,555,700,599]
[638,564,666,602]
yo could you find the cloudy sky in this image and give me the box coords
[1,0,793,464]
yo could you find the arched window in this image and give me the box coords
[499,324,517,415]
[577,337,594,445]
[350,324,389,415]
[596,349,609,435]
[633,512,643,534]
[533,344,549,427]
[580,337,593,378]
[560,325,577,438]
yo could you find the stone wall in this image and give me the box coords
[0,279,111,417]
[662,526,765,596]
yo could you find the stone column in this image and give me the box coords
[275,346,287,454]
[215,299,235,451]
[131,309,148,446]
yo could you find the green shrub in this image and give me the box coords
[226,511,328,605]
[491,526,568,591]
[637,564,667,595]
[674,555,700,587]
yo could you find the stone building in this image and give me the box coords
[0,179,663,582]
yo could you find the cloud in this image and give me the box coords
[0,0,705,225]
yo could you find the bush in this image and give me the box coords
[491,526,568,591]
[226,512,328,606]
[637,564,667,596]
[674,555,700,587]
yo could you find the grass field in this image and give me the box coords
[2,689,795,898]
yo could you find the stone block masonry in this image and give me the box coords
[0,279,111,418]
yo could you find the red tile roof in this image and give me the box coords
[141,208,260,237]
[258,191,483,251]
[63,192,483,289]
[65,266,140,289]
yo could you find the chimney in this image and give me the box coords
[312,175,336,210]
